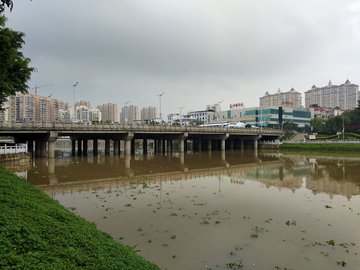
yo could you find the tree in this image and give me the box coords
[309,117,323,132]
[0,1,13,13]
[189,119,204,126]
[283,122,295,130]
[0,15,35,110]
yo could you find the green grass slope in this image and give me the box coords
[279,143,360,151]
[0,167,160,270]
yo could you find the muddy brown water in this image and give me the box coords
[9,150,360,270]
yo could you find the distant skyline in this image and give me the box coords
[4,0,360,116]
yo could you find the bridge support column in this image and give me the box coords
[114,140,120,155]
[162,140,166,154]
[77,140,82,156]
[197,139,202,151]
[143,139,147,154]
[105,138,110,155]
[48,141,55,158]
[167,139,172,154]
[72,140,76,156]
[179,139,185,153]
[124,132,134,155]
[254,139,258,149]
[40,141,46,157]
[221,139,226,151]
[46,131,58,158]
[93,139,98,156]
[207,140,212,151]
[35,140,41,156]
[229,139,234,150]
[240,140,244,150]
[131,139,135,155]
[27,140,34,154]
[83,139,88,156]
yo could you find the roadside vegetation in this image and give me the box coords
[279,143,360,152]
[0,167,160,269]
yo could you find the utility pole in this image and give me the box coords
[73,82,78,121]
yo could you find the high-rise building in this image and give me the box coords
[120,105,139,123]
[260,88,301,108]
[97,103,118,122]
[35,95,50,121]
[76,100,91,108]
[8,93,36,121]
[141,106,158,122]
[305,79,359,110]
[59,101,69,111]
[50,99,60,121]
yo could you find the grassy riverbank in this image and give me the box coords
[279,143,360,152]
[0,167,160,269]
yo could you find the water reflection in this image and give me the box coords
[3,150,360,201]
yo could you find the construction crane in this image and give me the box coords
[31,84,54,95]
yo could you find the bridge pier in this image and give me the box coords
[48,141,55,158]
[240,140,244,150]
[124,132,134,155]
[221,139,226,151]
[167,139,172,154]
[114,140,120,155]
[143,139,147,154]
[83,139,88,156]
[72,140,76,156]
[27,140,34,154]
[162,140,166,154]
[77,140,82,156]
[229,139,234,150]
[105,138,110,155]
[40,141,46,157]
[197,139,202,151]
[207,140,212,151]
[93,139,98,155]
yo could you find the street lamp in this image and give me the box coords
[215,100,224,126]
[179,106,184,126]
[73,82,78,121]
[157,92,165,124]
[124,100,130,123]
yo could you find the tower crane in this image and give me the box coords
[31,84,54,95]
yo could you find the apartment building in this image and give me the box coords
[305,79,359,110]
[50,99,60,121]
[260,88,301,108]
[97,103,118,122]
[35,95,50,122]
[8,93,36,121]
[141,106,158,123]
[120,105,139,123]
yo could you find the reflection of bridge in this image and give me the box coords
[0,122,283,158]
[36,159,285,196]
[25,151,359,201]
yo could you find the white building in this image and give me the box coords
[260,88,301,108]
[305,79,359,110]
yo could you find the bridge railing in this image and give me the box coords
[0,143,28,154]
[0,121,284,135]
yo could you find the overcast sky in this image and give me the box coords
[4,0,360,117]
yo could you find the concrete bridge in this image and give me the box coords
[0,121,284,158]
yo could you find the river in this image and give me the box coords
[5,149,360,270]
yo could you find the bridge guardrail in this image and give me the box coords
[0,121,284,135]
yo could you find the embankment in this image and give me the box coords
[0,167,160,269]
